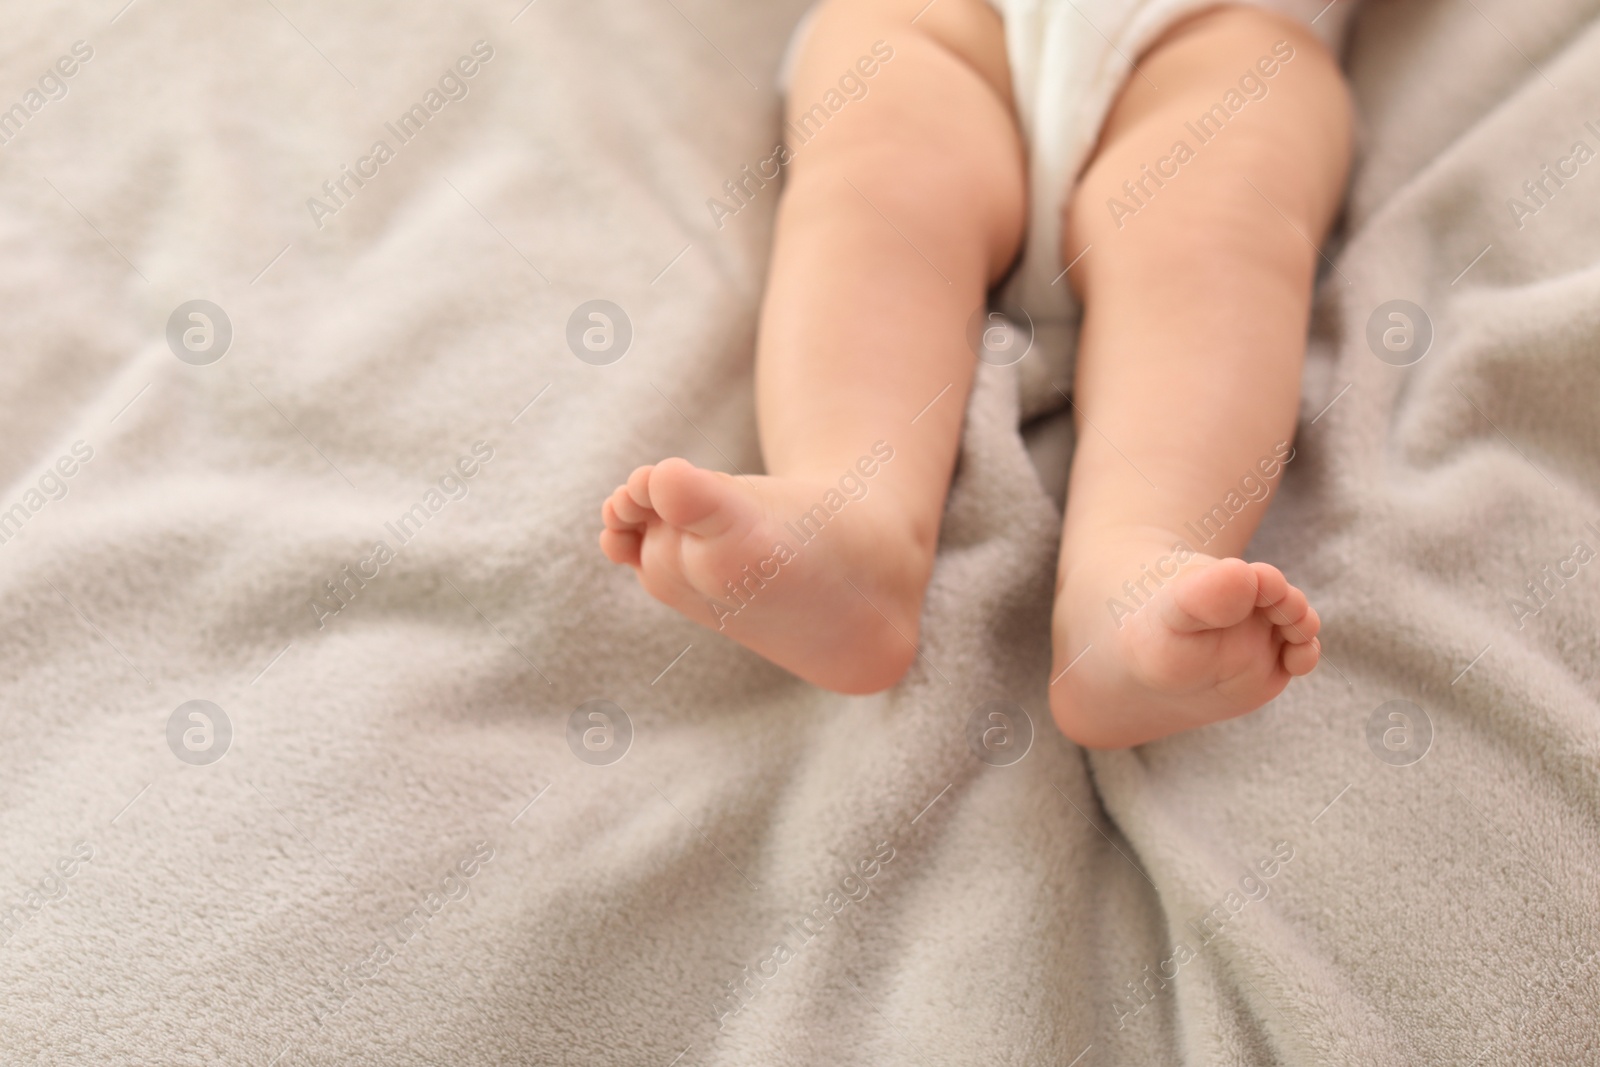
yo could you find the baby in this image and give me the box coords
[601,0,1353,747]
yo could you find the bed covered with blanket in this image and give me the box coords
[0,0,1596,1062]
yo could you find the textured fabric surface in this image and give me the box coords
[0,0,1596,1064]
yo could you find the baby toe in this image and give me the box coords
[1282,636,1320,676]
[1282,604,1320,642]
[608,485,652,526]
[1161,557,1258,632]
[1249,562,1289,607]
[1262,584,1309,628]
[626,464,656,510]
[599,528,643,566]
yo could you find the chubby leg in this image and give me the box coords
[601,0,1023,693]
[1050,7,1353,747]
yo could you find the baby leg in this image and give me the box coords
[601,0,1023,692]
[1050,7,1354,746]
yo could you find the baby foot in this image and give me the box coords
[1049,540,1320,748]
[599,458,932,693]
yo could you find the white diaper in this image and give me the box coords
[993,0,1353,412]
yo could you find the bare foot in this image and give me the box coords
[599,458,932,693]
[1049,536,1320,748]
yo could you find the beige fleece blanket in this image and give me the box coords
[1,0,1597,1063]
